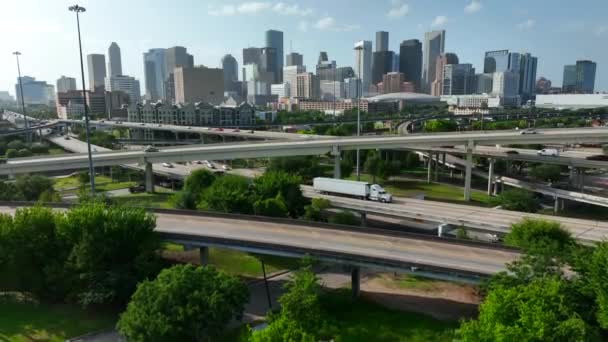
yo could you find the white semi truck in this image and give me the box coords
[312,177,393,203]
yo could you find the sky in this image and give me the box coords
[1,0,607,98]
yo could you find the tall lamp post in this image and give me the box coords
[69,4,96,194]
[354,45,363,181]
[12,51,30,143]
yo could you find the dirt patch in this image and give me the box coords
[360,273,480,321]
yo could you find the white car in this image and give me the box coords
[206,162,215,169]
[162,162,174,168]
[222,165,231,171]
[537,148,559,157]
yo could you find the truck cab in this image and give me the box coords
[369,184,393,203]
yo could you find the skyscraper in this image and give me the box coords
[265,30,284,82]
[164,46,194,103]
[376,31,389,52]
[519,53,538,102]
[221,54,238,84]
[56,76,77,93]
[143,48,166,101]
[562,65,577,93]
[576,60,597,94]
[318,52,329,64]
[15,76,54,105]
[243,47,262,67]
[354,41,372,95]
[105,75,141,103]
[108,42,122,77]
[261,47,278,84]
[484,50,520,73]
[492,72,520,98]
[372,51,394,84]
[283,65,306,98]
[174,66,224,105]
[399,39,422,91]
[442,64,476,95]
[87,54,106,91]
[286,52,303,67]
[422,30,445,94]
[431,53,459,96]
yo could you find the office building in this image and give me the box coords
[392,54,399,72]
[143,48,167,101]
[283,65,306,99]
[484,50,520,73]
[320,80,344,101]
[128,102,254,128]
[399,39,422,91]
[104,75,141,103]
[372,51,394,84]
[575,60,597,94]
[174,66,224,105]
[271,83,290,98]
[430,53,459,96]
[317,66,355,82]
[87,54,106,91]
[492,71,520,104]
[56,76,77,93]
[0,91,13,102]
[15,76,54,106]
[243,47,262,67]
[354,40,372,96]
[535,94,608,110]
[476,73,494,94]
[261,47,278,83]
[108,42,122,77]
[286,52,303,67]
[441,94,502,115]
[318,51,329,64]
[536,77,552,94]
[422,30,445,93]
[265,30,284,82]
[442,64,476,96]
[380,72,414,93]
[518,53,538,102]
[562,65,577,93]
[164,46,194,102]
[221,54,239,93]
[56,89,129,118]
[376,31,389,52]
[344,77,361,99]
[296,72,320,99]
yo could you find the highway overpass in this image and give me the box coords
[301,186,608,243]
[0,204,520,288]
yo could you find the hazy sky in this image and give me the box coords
[1,0,607,97]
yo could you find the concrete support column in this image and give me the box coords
[360,212,367,227]
[144,162,154,193]
[442,152,446,169]
[332,146,341,179]
[487,158,495,196]
[554,196,560,214]
[493,179,500,196]
[175,131,179,141]
[427,153,432,184]
[434,153,439,181]
[569,167,577,183]
[464,145,473,201]
[199,246,209,265]
[578,170,584,191]
[351,266,360,298]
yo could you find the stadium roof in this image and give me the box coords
[366,92,441,103]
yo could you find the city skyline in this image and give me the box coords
[1,0,607,97]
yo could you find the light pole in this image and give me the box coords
[354,45,363,181]
[12,51,30,143]
[69,4,96,195]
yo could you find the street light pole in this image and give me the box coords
[12,52,30,143]
[69,4,96,195]
[354,45,362,181]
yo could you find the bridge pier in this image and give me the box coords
[464,145,473,201]
[487,158,495,196]
[434,153,439,181]
[351,266,360,298]
[427,152,432,184]
[332,146,341,179]
[144,162,154,193]
[554,196,560,213]
[360,212,367,227]
[199,246,209,265]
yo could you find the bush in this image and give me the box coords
[17,148,32,158]
[530,164,563,182]
[171,189,197,210]
[505,219,575,255]
[117,264,249,342]
[4,149,17,158]
[15,175,54,201]
[492,189,540,213]
[30,143,49,154]
[304,198,331,222]
[7,140,26,151]
[252,171,305,218]
[328,211,360,226]
[199,175,252,214]
[253,195,289,218]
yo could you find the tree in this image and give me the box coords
[183,169,216,196]
[304,198,331,222]
[491,189,540,213]
[58,203,163,306]
[199,175,253,214]
[7,140,26,151]
[253,195,289,218]
[505,219,576,256]
[340,159,354,179]
[458,277,595,341]
[530,164,563,183]
[404,152,421,169]
[252,171,305,217]
[0,181,24,201]
[328,210,360,226]
[171,189,197,210]
[17,148,32,158]
[589,242,608,329]
[364,154,384,183]
[15,175,55,201]
[423,119,457,132]
[4,149,17,158]
[30,143,49,154]
[78,171,90,186]
[117,264,249,342]
[381,160,401,180]
[267,156,323,182]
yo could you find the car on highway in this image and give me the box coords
[143,145,159,152]
[249,130,255,134]
[187,126,192,129]
[162,162,174,168]
[222,164,231,171]
[505,150,519,155]
[194,160,203,164]
[214,128,224,132]
[140,122,145,126]
[537,148,559,157]
[64,136,71,140]
[520,128,538,135]
[233,128,240,132]
[128,184,145,194]
[205,161,215,169]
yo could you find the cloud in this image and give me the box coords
[516,19,536,30]
[298,21,309,32]
[595,25,608,36]
[314,16,359,32]
[208,2,312,16]
[387,3,410,18]
[464,0,482,14]
[431,15,448,28]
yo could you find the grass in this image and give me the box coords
[54,175,132,191]
[348,174,493,207]
[377,274,439,291]
[96,180,137,192]
[319,289,457,342]
[111,192,174,209]
[48,148,65,155]
[0,295,115,342]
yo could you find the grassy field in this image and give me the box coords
[319,289,457,341]
[111,192,174,209]
[0,295,115,342]
[349,174,492,206]
[48,148,65,155]
[377,274,439,291]
[54,175,135,192]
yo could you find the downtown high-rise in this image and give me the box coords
[354,41,372,96]
[399,39,422,92]
[265,30,284,83]
[108,42,123,77]
[143,49,167,101]
[422,30,445,94]
[87,54,106,91]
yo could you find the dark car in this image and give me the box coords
[128,184,146,193]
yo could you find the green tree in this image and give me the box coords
[589,242,608,329]
[78,171,90,186]
[304,198,331,222]
[184,169,216,196]
[267,156,323,182]
[59,203,163,306]
[30,143,49,154]
[505,219,576,256]
[340,159,354,179]
[423,119,457,132]
[328,210,360,226]
[458,277,595,341]
[252,171,305,217]
[364,154,384,183]
[117,264,249,342]
[0,181,24,201]
[17,148,32,157]
[381,160,401,180]
[4,148,17,158]
[253,195,289,218]
[491,189,540,213]
[171,189,197,210]
[200,175,253,214]
[404,152,421,169]
[7,140,26,151]
[530,164,563,182]
[15,175,55,201]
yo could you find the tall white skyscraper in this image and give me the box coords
[56,76,77,93]
[105,75,141,103]
[422,30,445,94]
[143,48,166,101]
[283,65,306,99]
[354,40,372,96]
[108,42,122,77]
[87,54,106,91]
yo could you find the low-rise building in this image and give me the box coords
[271,83,290,98]
[535,94,608,110]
